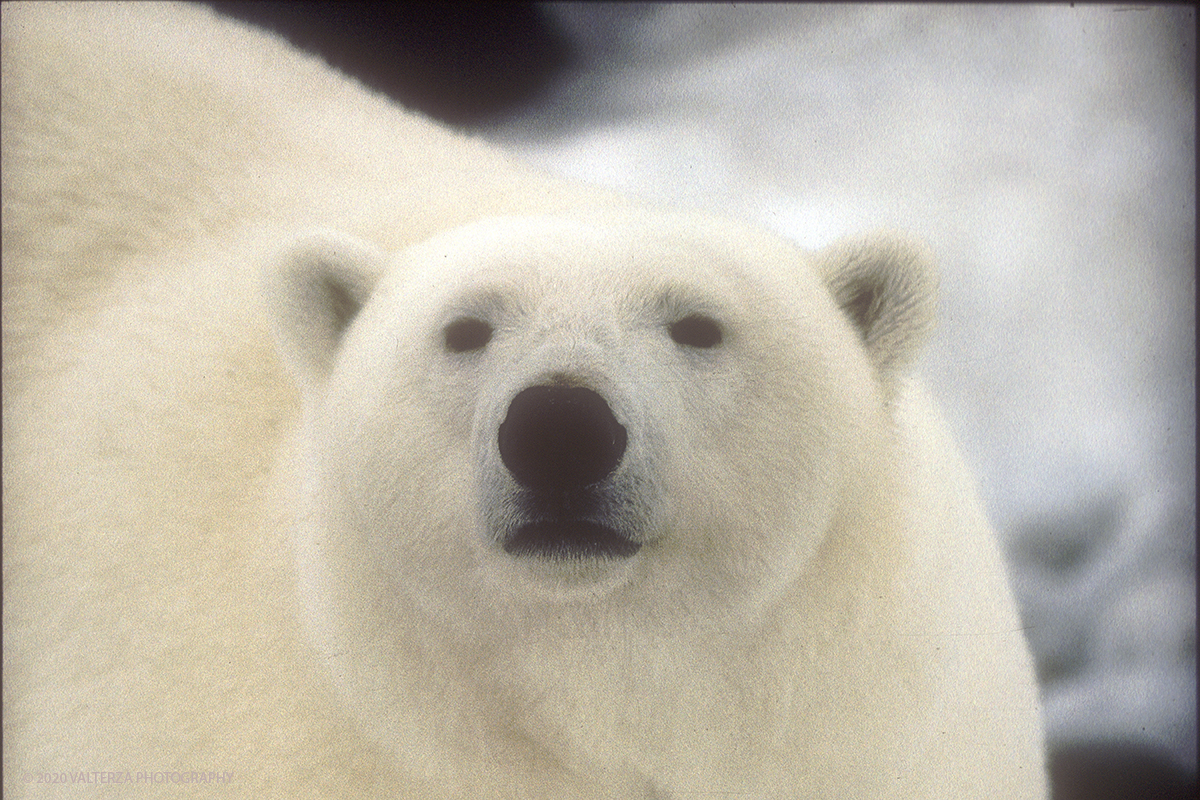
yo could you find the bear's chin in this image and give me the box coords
[502,520,642,560]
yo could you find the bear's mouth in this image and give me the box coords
[503,520,641,560]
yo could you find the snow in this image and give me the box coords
[485,4,1196,770]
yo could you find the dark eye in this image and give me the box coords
[669,314,723,348]
[443,317,493,353]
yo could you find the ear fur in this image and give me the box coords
[264,229,386,389]
[817,234,938,379]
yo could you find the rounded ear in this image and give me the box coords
[817,234,938,379]
[263,229,386,390]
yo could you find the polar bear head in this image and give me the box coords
[265,210,935,661]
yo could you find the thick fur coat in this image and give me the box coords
[2,4,1045,798]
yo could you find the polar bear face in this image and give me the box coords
[267,211,935,642]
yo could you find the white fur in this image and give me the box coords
[2,3,1045,798]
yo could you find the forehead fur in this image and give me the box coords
[379,213,825,318]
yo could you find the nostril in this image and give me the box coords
[498,385,627,492]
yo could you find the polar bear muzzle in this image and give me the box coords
[497,384,639,560]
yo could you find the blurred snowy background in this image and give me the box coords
[214,3,1195,795]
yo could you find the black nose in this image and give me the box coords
[498,385,627,492]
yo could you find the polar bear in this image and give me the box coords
[2,3,1045,799]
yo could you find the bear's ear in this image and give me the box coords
[816,234,938,378]
[264,229,387,388]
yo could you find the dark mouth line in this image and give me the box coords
[503,520,641,560]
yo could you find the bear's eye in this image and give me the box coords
[669,314,723,349]
[443,317,493,353]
